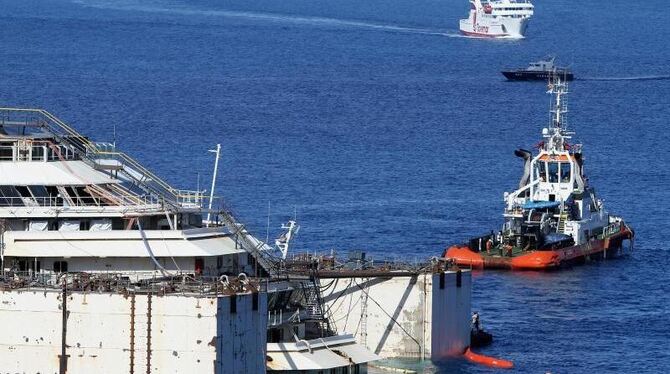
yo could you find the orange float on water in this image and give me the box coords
[464,347,514,369]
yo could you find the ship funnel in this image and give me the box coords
[514,149,533,190]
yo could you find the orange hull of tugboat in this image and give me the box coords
[445,227,633,270]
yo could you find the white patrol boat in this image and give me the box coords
[445,77,634,270]
[459,0,534,39]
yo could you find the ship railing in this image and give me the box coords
[175,189,206,206]
[0,108,200,209]
[213,205,279,276]
[0,195,162,209]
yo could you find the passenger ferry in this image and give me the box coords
[444,78,634,270]
[459,0,534,39]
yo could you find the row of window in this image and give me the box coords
[16,259,68,273]
[493,7,532,11]
[534,162,572,184]
[6,213,205,232]
[0,143,78,162]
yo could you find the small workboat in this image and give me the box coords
[502,56,574,81]
[445,77,633,270]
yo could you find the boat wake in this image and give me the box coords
[579,75,670,81]
[72,0,463,38]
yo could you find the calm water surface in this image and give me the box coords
[1,0,669,372]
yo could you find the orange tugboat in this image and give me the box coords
[445,77,634,270]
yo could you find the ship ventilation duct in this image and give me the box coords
[514,149,533,190]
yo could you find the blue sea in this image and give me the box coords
[1,0,669,372]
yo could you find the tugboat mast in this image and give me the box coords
[545,77,571,152]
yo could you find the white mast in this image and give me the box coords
[275,220,299,260]
[546,76,571,151]
[206,144,221,226]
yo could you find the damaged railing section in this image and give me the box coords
[0,108,205,210]
[0,271,265,296]
[278,252,459,276]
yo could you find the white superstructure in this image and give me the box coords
[459,0,534,39]
[0,108,268,280]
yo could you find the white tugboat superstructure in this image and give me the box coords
[459,0,534,39]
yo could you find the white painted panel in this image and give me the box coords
[321,270,471,360]
[90,219,112,231]
[430,271,471,358]
[0,289,268,374]
[0,160,116,185]
[28,220,48,231]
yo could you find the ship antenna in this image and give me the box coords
[547,75,571,151]
[112,123,117,150]
[196,172,201,206]
[549,75,569,131]
[206,143,222,226]
[266,201,271,244]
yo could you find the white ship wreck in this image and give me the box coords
[0,108,475,373]
[459,0,534,38]
[0,108,258,279]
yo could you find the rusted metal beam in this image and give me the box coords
[146,293,152,374]
[130,293,136,374]
[310,270,422,278]
[59,279,68,374]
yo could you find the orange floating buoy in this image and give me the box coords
[464,347,514,369]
